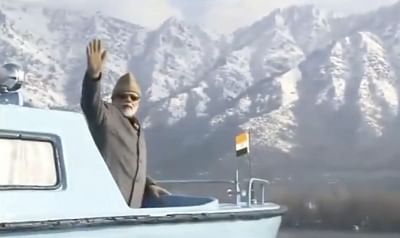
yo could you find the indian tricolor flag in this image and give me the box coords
[235,132,250,157]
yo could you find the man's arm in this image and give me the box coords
[80,39,108,125]
[145,176,171,197]
[80,72,106,125]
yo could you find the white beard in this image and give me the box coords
[121,108,136,118]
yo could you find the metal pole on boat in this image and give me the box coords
[261,184,265,205]
[246,129,256,205]
[235,168,241,206]
[247,131,252,178]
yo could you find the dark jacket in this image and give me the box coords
[80,73,154,208]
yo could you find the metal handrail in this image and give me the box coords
[155,179,235,185]
[156,179,241,205]
[247,178,270,206]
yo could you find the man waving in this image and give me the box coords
[81,39,169,208]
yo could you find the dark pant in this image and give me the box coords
[141,193,166,208]
[141,194,215,208]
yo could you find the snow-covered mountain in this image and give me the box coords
[1,1,400,177]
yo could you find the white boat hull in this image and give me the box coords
[1,215,281,238]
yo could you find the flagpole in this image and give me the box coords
[235,164,241,205]
[234,136,241,206]
[247,129,252,179]
[247,129,255,204]
[235,130,251,206]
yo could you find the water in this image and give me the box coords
[278,230,399,238]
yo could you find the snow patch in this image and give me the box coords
[167,93,188,125]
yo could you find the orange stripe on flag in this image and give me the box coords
[235,132,249,145]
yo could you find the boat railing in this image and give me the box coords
[157,177,271,207]
[157,179,242,205]
[156,179,235,185]
[247,178,270,206]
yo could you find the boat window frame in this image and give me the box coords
[0,130,65,190]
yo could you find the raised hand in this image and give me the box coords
[86,39,107,79]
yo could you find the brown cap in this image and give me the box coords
[111,72,141,98]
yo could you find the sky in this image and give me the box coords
[16,0,399,33]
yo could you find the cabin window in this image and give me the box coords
[0,138,58,187]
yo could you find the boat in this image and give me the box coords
[0,63,286,237]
